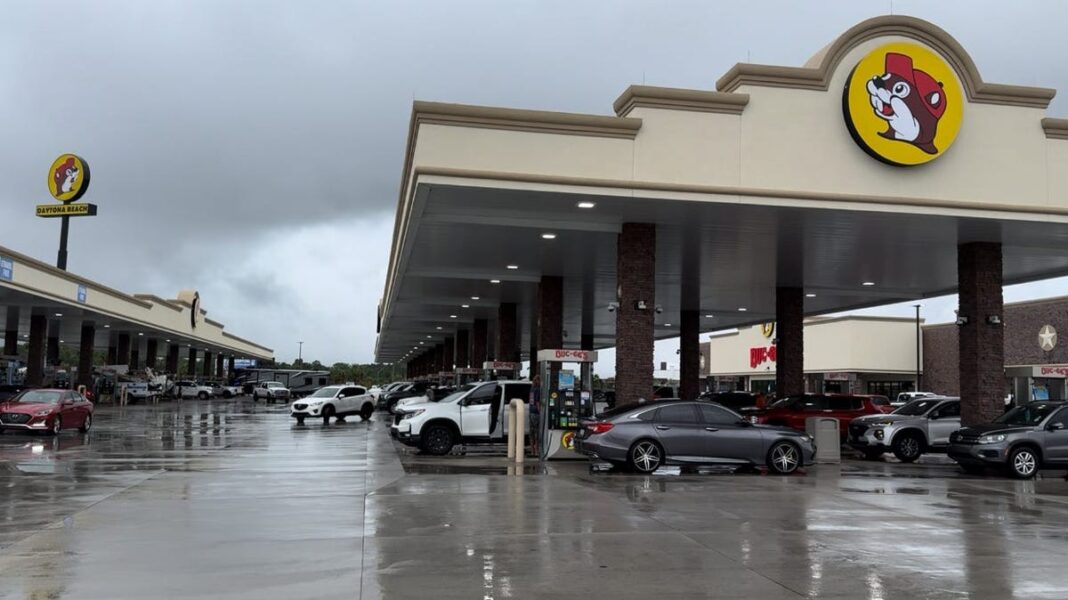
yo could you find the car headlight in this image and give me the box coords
[978,434,1007,445]
[402,409,425,420]
[35,409,53,417]
[871,421,895,427]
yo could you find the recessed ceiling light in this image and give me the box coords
[806,293,817,298]
[59,340,64,343]
[166,339,171,342]
[471,296,480,300]
[541,233,557,240]
[449,315,457,318]
[138,332,144,336]
[461,304,470,308]
[426,335,432,339]
[54,313,62,317]
[506,264,518,270]
[738,307,748,312]
[862,281,875,286]
[490,279,500,284]
[705,314,714,318]
[103,324,110,328]
[419,341,424,345]
[577,201,596,209]
[436,326,442,330]
[664,323,672,327]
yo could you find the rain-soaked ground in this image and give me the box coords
[1,399,1068,599]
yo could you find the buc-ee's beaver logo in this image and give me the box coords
[47,154,91,202]
[843,43,963,166]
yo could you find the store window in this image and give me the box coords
[867,381,914,398]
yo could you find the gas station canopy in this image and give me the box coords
[376,15,1068,364]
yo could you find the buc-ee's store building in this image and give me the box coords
[703,295,1068,402]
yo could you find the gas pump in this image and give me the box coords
[454,367,482,386]
[536,349,597,460]
[482,361,521,381]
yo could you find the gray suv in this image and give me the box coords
[948,402,1068,479]
[848,397,960,462]
[574,400,816,475]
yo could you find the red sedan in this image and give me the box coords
[752,394,892,438]
[0,389,94,435]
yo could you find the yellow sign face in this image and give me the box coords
[35,203,97,217]
[47,154,91,203]
[760,322,776,339]
[843,43,963,166]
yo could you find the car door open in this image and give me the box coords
[460,384,496,437]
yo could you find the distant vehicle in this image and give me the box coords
[290,385,374,425]
[252,381,290,402]
[848,397,960,461]
[381,382,429,412]
[893,391,937,407]
[172,380,214,400]
[0,389,94,435]
[949,401,1068,478]
[752,394,892,438]
[210,382,242,398]
[700,391,764,414]
[575,400,815,475]
[123,382,157,403]
[391,380,532,455]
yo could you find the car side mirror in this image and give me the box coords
[1048,422,1065,431]
[929,413,939,420]
[63,399,74,406]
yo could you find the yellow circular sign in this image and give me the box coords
[47,154,91,203]
[760,322,775,339]
[561,431,575,450]
[843,43,963,166]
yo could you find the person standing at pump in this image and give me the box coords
[529,375,541,457]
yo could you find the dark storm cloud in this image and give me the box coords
[1,0,1066,362]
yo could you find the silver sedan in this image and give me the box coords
[575,400,816,474]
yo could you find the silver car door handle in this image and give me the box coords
[655,425,671,431]
[705,427,719,432]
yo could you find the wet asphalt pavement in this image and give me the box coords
[2,399,1068,598]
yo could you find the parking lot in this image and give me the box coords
[0,400,1067,599]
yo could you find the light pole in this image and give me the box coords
[913,304,922,392]
[297,341,304,364]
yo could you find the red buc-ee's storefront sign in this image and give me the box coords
[750,345,777,369]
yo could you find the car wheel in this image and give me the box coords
[862,450,883,461]
[628,439,663,474]
[891,432,923,463]
[420,424,456,456]
[198,391,208,400]
[296,416,305,426]
[1008,446,1039,479]
[360,403,374,421]
[766,441,801,475]
[322,405,335,425]
[49,416,62,436]
[79,414,92,433]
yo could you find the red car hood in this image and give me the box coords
[0,402,56,414]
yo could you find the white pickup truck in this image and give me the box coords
[391,380,532,455]
[172,380,214,400]
[252,381,291,402]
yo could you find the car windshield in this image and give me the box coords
[14,390,62,404]
[769,396,800,409]
[266,382,283,388]
[309,387,339,398]
[994,403,1060,426]
[893,399,941,416]
[441,383,480,404]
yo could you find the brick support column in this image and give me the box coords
[26,315,47,386]
[130,346,140,371]
[496,303,518,363]
[443,336,455,372]
[529,310,539,379]
[958,242,1004,426]
[77,322,95,388]
[117,333,131,367]
[679,309,700,401]
[186,347,198,377]
[615,224,655,406]
[580,333,594,351]
[203,352,214,378]
[146,339,158,371]
[228,356,235,375]
[472,319,488,369]
[47,320,60,366]
[3,306,18,356]
[775,287,804,398]
[216,354,225,379]
[455,329,469,369]
[166,344,180,374]
[537,276,563,350]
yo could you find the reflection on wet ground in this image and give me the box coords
[2,399,1068,598]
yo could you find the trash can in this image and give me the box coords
[805,417,841,464]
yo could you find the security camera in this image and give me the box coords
[636,300,648,311]
[607,302,619,313]
[955,315,969,326]
[654,305,663,314]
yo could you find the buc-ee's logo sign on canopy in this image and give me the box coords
[843,43,963,166]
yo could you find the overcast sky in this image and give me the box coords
[3,1,1068,368]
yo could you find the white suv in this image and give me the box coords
[253,381,291,402]
[290,385,375,425]
[391,380,532,455]
[172,380,214,400]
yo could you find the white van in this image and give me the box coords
[390,380,532,455]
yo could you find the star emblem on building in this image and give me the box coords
[1039,325,1057,352]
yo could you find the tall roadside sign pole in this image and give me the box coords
[40,154,96,270]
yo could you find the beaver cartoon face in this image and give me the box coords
[53,157,80,194]
[866,52,946,154]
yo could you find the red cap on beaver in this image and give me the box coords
[885,52,946,119]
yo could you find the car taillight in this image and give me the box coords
[586,422,614,434]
